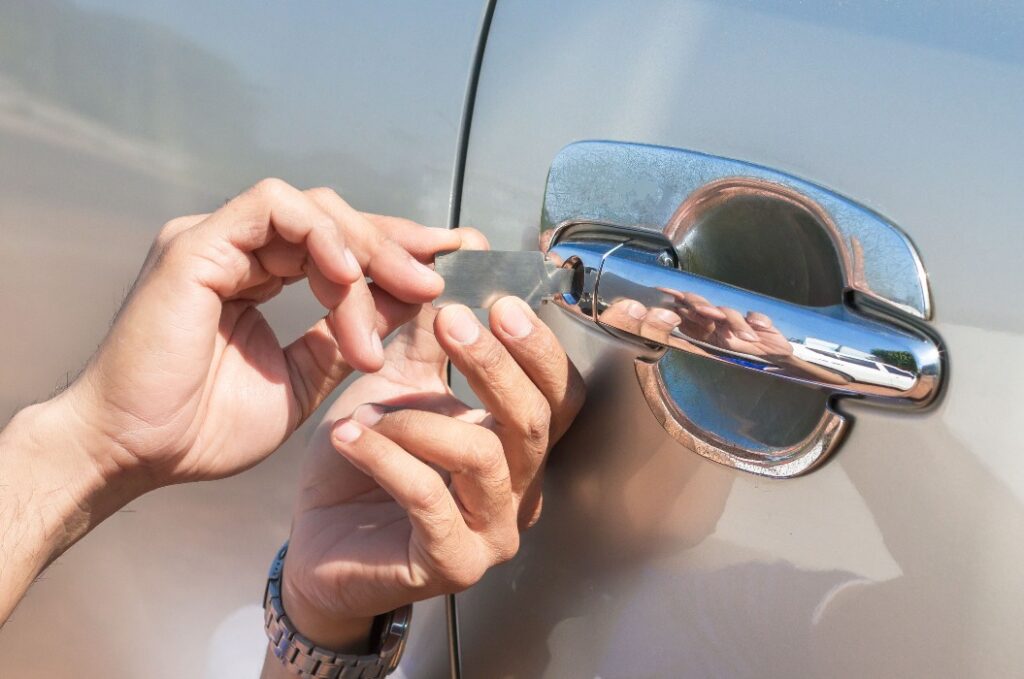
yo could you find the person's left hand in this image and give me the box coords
[275,237,585,649]
[59,181,464,495]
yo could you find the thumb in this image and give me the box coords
[379,226,492,383]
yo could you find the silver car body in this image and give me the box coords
[2,1,1022,677]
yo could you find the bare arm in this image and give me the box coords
[0,180,462,626]
[0,394,134,623]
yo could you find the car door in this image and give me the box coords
[0,1,488,676]
[452,1,1024,677]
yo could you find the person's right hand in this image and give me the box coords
[275,239,586,651]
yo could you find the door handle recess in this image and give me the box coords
[540,141,946,477]
[547,224,941,409]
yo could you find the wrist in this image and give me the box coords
[2,391,143,557]
[0,391,142,620]
[280,562,375,653]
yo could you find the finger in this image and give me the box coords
[639,307,683,347]
[283,285,419,424]
[746,311,773,330]
[353,406,515,539]
[247,231,379,369]
[199,178,361,288]
[673,292,721,339]
[251,235,307,278]
[305,188,446,303]
[155,213,209,250]
[488,297,586,441]
[451,226,489,252]
[717,306,760,342]
[434,305,551,498]
[679,292,728,321]
[139,213,210,279]
[319,266,383,373]
[597,299,647,335]
[364,226,493,379]
[655,286,687,304]
[361,213,467,261]
[329,418,476,557]
[224,276,284,304]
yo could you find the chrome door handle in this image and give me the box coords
[538,141,947,477]
[547,223,941,408]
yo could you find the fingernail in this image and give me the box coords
[627,301,647,320]
[334,419,362,444]
[343,248,359,274]
[649,308,679,325]
[497,298,534,338]
[739,331,759,341]
[369,330,384,359]
[446,306,479,344]
[353,404,385,426]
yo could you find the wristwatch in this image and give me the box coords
[263,542,412,678]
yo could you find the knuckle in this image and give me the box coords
[472,338,508,374]
[159,229,192,264]
[410,478,450,514]
[493,529,520,564]
[520,400,552,447]
[156,217,195,248]
[306,186,340,203]
[465,428,504,473]
[251,177,291,201]
[383,409,425,440]
[535,325,567,351]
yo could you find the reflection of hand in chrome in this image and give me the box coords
[598,299,682,345]
[657,287,793,359]
[711,309,794,360]
[657,288,720,341]
[598,291,852,386]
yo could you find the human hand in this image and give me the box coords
[1,181,466,623]
[64,179,462,493]
[275,240,585,650]
[655,288,795,360]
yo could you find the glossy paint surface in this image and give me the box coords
[0,1,483,676]
[456,1,1024,676]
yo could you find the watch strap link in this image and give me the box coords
[263,543,410,679]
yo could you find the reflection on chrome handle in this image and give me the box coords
[549,236,942,408]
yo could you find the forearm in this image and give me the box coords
[0,392,138,623]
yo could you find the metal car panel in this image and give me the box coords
[0,1,485,676]
[454,1,1024,676]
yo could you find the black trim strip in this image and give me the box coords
[445,1,497,678]
[447,0,497,231]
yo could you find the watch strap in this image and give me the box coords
[263,542,412,679]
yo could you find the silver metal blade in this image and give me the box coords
[433,250,572,309]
